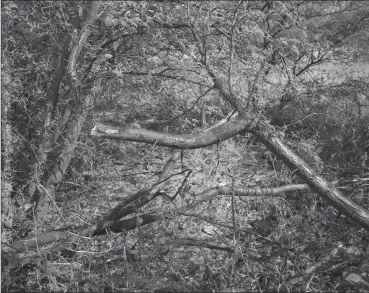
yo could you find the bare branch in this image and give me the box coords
[87,151,181,236]
[90,116,256,149]
[67,1,100,86]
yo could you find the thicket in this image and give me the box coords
[2,1,369,292]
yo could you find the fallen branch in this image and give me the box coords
[87,151,181,236]
[1,182,313,254]
[91,116,369,231]
[90,115,257,149]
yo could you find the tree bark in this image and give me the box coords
[251,122,369,230]
[35,1,101,219]
[90,116,257,149]
[35,95,95,217]
[1,58,15,230]
[27,31,73,200]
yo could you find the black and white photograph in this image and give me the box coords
[1,1,369,291]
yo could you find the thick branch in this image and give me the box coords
[50,36,72,113]
[67,1,100,85]
[90,117,257,149]
[193,184,308,202]
[251,122,369,230]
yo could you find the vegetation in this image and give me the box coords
[2,1,369,292]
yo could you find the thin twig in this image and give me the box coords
[37,184,67,223]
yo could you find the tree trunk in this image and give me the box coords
[35,94,94,218]
[34,1,101,219]
[27,36,72,200]
[1,58,15,231]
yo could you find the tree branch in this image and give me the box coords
[67,1,100,86]
[251,122,369,230]
[87,151,181,236]
[90,116,256,149]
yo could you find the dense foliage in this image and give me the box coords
[2,1,369,292]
